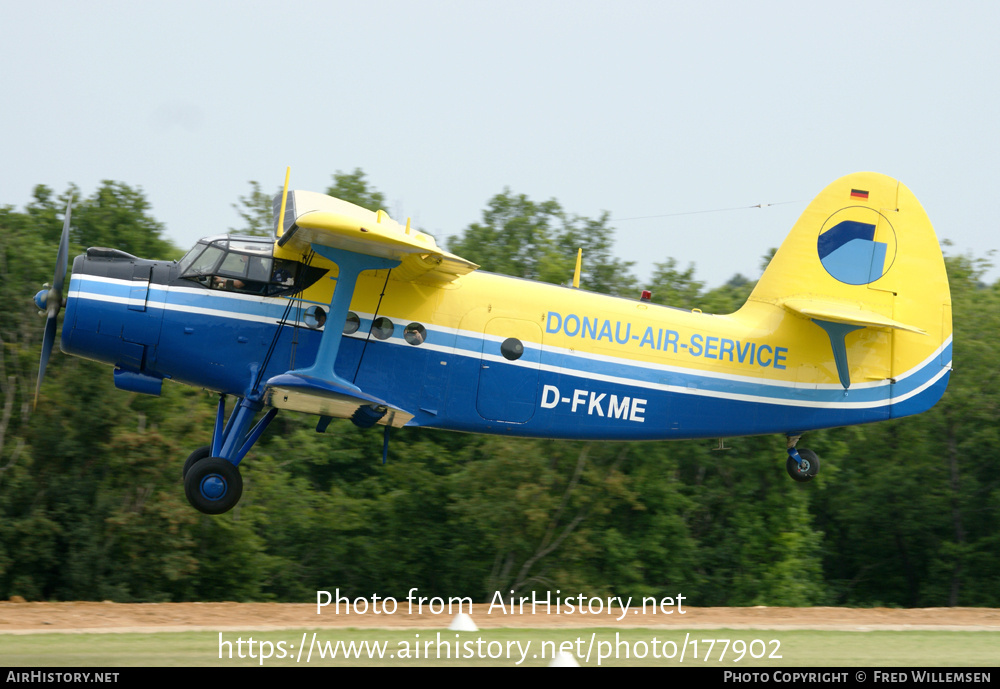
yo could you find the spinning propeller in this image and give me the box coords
[33,201,72,406]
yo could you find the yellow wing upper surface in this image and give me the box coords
[273,190,478,284]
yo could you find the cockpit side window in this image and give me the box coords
[187,245,225,276]
[248,256,272,282]
[270,259,297,287]
[176,237,315,297]
[218,251,251,279]
[176,245,206,275]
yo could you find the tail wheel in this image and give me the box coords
[786,449,820,482]
[184,457,243,514]
[182,445,212,479]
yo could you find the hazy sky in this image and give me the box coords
[3,1,998,288]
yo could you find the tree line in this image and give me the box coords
[0,171,996,607]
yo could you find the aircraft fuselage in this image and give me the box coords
[61,246,950,441]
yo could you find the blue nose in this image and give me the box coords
[33,289,48,311]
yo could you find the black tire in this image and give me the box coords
[786,449,820,482]
[182,445,212,479]
[184,457,243,515]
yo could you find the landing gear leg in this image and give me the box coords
[183,394,278,514]
[785,434,820,482]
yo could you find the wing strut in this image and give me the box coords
[263,244,410,423]
[292,245,398,384]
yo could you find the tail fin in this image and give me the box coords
[746,172,951,413]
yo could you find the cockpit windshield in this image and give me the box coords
[176,236,299,296]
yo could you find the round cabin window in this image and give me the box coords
[500,337,524,361]
[404,323,427,345]
[343,312,360,334]
[371,317,394,340]
[303,305,327,329]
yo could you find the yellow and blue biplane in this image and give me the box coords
[34,171,952,513]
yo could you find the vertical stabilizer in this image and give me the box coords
[745,172,951,412]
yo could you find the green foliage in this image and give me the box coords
[647,258,704,310]
[325,169,386,212]
[74,182,177,260]
[230,181,276,237]
[647,259,755,313]
[448,189,637,296]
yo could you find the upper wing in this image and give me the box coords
[274,190,478,284]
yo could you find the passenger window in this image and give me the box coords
[371,317,394,340]
[501,338,524,361]
[404,323,426,345]
[344,312,360,334]
[304,305,327,329]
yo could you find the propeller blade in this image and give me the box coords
[34,200,72,408]
[53,201,71,295]
[35,315,58,407]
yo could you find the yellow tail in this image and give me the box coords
[744,172,951,400]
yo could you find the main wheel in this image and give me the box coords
[184,457,243,514]
[182,445,212,479]
[786,449,820,482]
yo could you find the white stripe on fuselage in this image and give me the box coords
[68,275,950,410]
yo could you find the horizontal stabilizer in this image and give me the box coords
[262,372,413,428]
[275,190,477,283]
[780,298,926,335]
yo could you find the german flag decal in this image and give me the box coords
[850,189,869,200]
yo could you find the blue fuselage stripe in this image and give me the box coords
[64,276,952,439]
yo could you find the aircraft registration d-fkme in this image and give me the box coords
[34,172,952,514]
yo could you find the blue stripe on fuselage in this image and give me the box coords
[67,276,951,438]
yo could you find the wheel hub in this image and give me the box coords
[200,475,227,500]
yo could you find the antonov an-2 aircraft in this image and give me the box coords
[34,171,952,514]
